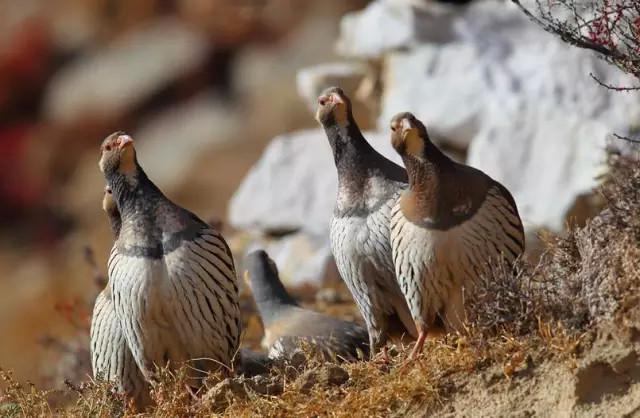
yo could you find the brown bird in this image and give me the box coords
[316,86,417,359]
[245,250,369,362]
[388,112,525,359]
[90,186,150,409]
[98,132,241,384]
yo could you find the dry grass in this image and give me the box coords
[1,151,638,417]
[470,150,640,336]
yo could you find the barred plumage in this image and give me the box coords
[246,250,369,362]
[90,187,150,409]
[98,132,241,385]
[316,87,417,358]
[388,112,525,359]
[91,288,151,407]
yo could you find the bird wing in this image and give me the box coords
[90,289,150,408]
[265,309,369,362]
[162,227,242,371]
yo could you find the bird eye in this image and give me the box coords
[105,145,112,151]
[318,98,327,106]
[390,126,396,132]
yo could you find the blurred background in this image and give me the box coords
[0,0,637,390]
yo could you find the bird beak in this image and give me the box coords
[330,93,344,105]
[401,118,413,135]
[117,134,133,149]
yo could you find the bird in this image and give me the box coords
[316,86,417,359]
[90,186,150,409]
[388,112,525,359]
[98,131,241,385]
[245,250,369,362]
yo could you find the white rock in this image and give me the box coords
[468,106,610,232]
[228,128,402,237]
[380,43,484,149]
[44,18,208,124]
[336,0,457,59]
[296,62,369,111]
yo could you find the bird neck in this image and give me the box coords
[324,116,376,172]
[252,275,299,326]
[106,210,122,238]
[402,142,452,213]
[106,164,167,219]
[324,116,402,197]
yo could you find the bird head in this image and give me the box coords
[244,250,298,316]
[390,112,428,160]
[244,250,279,291]
[315,86,351,127]
[98,132,137,179]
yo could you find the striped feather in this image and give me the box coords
[391,184,525,331]
[331,188,417,353]
[90,289,150,408]
[108,229,240,382]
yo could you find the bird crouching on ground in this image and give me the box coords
[245,250,369,362]
[90,187,150,410]
[316,86,417,359]
[98,132,241,387]
[388,112,525,360]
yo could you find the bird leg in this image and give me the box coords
[373,345,391,365]
[409,329,426,361]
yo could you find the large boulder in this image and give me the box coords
[336,0,458,58]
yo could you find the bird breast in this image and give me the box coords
[392,185,524,294]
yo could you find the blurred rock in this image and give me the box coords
[233,7,349,138]
[380,43,482,149]
[315,288,344,304]
[296,62,369,111]
[468,108,611,232]
[134,92,240,192]
[60,92,239,228]
[44,18,208,124]
[336,0,456,59]
[229,128,402,237]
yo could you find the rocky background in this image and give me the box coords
[0,0,635,391]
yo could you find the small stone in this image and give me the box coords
[289,350,309,370]
[245,375,284,396]
[295,364,349,393]
[324,364,350,386]
[316,288,343,304]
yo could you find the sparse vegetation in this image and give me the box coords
[470,149,640,337]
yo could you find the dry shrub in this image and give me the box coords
[470,150,640,336]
